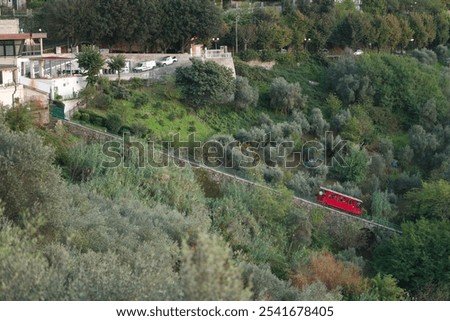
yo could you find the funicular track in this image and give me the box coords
[62,120,403,235]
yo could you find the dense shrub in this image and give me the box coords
[234,76,259,110]
[262,166,284,184]
[434,45,449,65]
[309,108,330,136]
[133,93,149,109]
[259,49,277,62]
[239,50,259,61]
[412,49,438,65]
[373,219,450,299]
[104,114,123,134]
[269,77,307,114]
[5,104,33,132]
[176,59,235,107]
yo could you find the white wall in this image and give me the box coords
[20,75,87,100]
[0,70,14,85]
[52,77,87,100]
[0,84,24,107]
[0,19,20,33]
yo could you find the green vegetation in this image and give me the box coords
[3,0,450,301]
[176,59,235,107]
[76,46,105,86]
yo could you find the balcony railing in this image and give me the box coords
[205,50,232,58]
[22,45,42,56]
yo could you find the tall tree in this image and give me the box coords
[42,0,85,47]
[405,180,450,221]
[409,12,437,48]
[385,14,402,51]
[179,233,251,300]
[161,0,222,52]
[107,55,126,84]
[76,46,105,86]
[398,16,414,50]
[175,59,234,107]
[373,219,450,299]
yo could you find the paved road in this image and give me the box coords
[105,59,192,81]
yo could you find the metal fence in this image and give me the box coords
[205,50,232,58]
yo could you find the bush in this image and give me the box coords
[269,77,307,114]
[234,76,259,110]
[331,146,369,184]
[259,49,277,62]
[104,114,123,134]
[5,105,33,132]
[93,92,113,110]
[176,59,235,107]
[262,166,284,184]
[79,112,90,123]
[111,84,131,100]
[129,77,144,89]
[434,45,449,65]
[286,171,316,196]
[77,110,106,127]
[412,49,438,65]
[239,50,259,61]
[133,93,149,109]
[309,108,330,136]
[275,52,295,65]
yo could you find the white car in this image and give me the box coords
[353,49,364,56]
[133,61,156,72]
[157,56,178,67]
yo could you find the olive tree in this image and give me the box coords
[269,77,307,114]
[176,59,235,107]
[234,76,259,110]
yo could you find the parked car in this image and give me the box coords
[133,60,156,72]
[157,56,178,67]
[353,49,364,56]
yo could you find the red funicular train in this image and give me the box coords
[317,187,363,216]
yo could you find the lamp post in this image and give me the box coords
[212,37,220,50]
[304,38,311,51]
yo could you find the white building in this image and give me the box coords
[0,0,27,10]
[0,19,47,107]
[0,20,86,119]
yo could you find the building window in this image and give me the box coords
[0,40,23,57]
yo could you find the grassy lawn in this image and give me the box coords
[76,55,329,142]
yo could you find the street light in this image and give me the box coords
[304,38,311,51]
[212,37,220,50]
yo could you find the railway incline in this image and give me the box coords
[61,120,402,235]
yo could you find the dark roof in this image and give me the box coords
[0,33,47,41]
[0,64,17,71]
[28,56,73,61]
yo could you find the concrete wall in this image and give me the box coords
[52,76,86,100]
[20,75,87,100]
[0,84,23,107]
[0,69,14,84]
[23,86,47,104]
[0,19,19,33]
[103,53,191,68]
[206,57,236,78]
[63,121,119,143]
